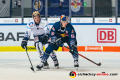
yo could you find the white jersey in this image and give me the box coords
[23,19,57,64]
[24,19,51,39]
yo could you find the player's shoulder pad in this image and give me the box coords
[41,19,48,24]
[41,19,49,28]
[68,23,73,27]
[53,21,60,29]
[41,18,46,22]
[66,23,76,34]
[41,18,46,21]
[67,23,74,30]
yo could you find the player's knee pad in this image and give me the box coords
[35,42,44,57]
[35,42,41,50]
[34,41,39,48]
[50,51,57,61]
[34,36,39,47]
[35,42,38,48]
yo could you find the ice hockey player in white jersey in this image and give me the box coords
[21,11,59,69]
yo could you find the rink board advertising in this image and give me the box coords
[0,25,120,52]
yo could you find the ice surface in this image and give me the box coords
[0,52,120,80]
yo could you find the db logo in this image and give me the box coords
[97,28,116,43]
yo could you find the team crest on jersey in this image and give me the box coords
[29,22,34,27]
[51,32,55,35]
[52,27,55,31]
[71,34,75,38]
[33,0,43,12]
[60,33,68,37]
[66,30,68,34]
[58,29,61,31]
[71,30,74,33]
[71,0,82,12]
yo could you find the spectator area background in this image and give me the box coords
[0,0,11,17]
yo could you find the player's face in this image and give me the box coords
[61,21,68,28]
[33,16,40,24]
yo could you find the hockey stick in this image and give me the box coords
[63,45,102,66]
[25,47,35,72]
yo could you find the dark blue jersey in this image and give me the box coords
[50,21,76,46]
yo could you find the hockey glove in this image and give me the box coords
[42,35,49,44]
[55,38,63,47]
[21,40,27,49]
[69,45,78,54]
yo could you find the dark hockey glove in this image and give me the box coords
[69,45,78,54]
[42,35,49,44]
[55,38,63,47]
[21,40,27,49]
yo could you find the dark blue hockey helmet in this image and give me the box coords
[60,15,68,22]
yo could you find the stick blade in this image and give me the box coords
[30,67,35,72]
[98,60,103,66]
[97,62,101,66]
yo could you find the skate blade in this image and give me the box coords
[55,66,59,69]
[75,67,78,71]
[43,66,50,69]
[36,68,41,71]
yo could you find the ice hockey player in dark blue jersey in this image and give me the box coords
[36,15,79,70]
